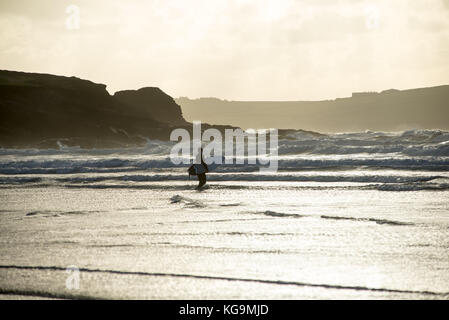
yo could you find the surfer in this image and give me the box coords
[197,148,209,188]
[187,148,209,189]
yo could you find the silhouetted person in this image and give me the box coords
[197,148,209,188]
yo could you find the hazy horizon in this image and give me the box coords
[176,84,449,101]
[1,0,449,101]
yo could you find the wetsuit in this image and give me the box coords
[197,151,209,188]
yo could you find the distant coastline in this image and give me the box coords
[176,85,449,132]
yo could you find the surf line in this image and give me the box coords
[0,288,100,300]
[169,121,278,172]
[0,265,447,297]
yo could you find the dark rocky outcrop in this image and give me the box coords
[0,70,190,148]
[114,87,187,126]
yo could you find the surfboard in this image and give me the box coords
[188,160,221,176]
[193,164,207,174]
[188,164,205,175]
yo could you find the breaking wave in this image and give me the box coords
[1,129,449,191]
[1,156,448,175]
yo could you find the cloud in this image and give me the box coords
[0,0,448,100]
[442,0,449,9]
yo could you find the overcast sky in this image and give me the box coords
[1,0,448,100]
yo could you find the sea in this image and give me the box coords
[0,129,448,299]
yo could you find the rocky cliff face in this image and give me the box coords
[114,87,187,126]
[0,70,189,148]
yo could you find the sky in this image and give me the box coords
[0,0,448,100]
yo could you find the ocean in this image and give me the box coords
[0,129,448,299]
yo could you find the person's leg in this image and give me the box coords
[197,173,206,188]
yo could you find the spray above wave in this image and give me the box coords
[2,129,449,156]
[280,129,449,156]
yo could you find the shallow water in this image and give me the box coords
[1,183,448,299]
[1,130,449,299]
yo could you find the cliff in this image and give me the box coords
[0,70,188,148]
[176,85,449,132]
[114,87,187,126]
